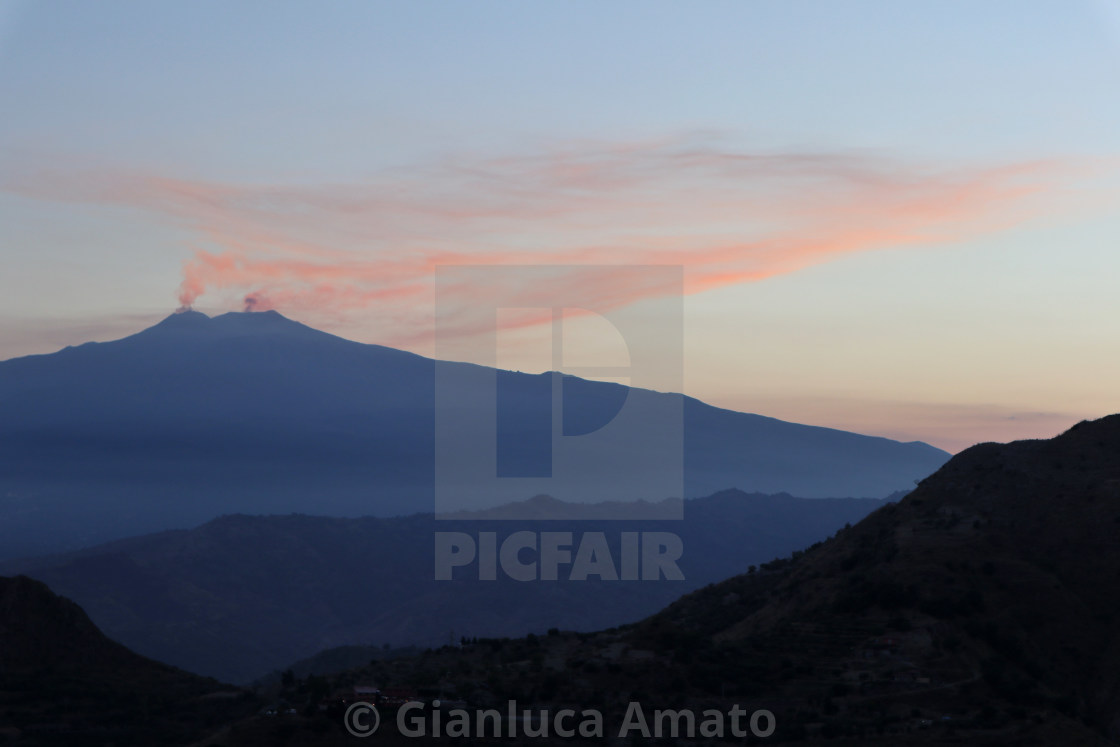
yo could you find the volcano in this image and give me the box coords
[0,310,948,558]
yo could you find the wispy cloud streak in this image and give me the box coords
[3,139,1079,345]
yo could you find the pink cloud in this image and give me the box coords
[2,139,1083,347]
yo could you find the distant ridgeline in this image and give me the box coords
[3,489,893,683]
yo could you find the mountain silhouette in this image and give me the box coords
[0,575,254,745]
[0,310,948,558]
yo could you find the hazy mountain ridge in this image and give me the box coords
[4,490,890,684]
[0,310,948,560]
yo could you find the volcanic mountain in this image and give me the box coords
[0,310,948,558]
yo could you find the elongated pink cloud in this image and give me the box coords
[2,139,1083,347]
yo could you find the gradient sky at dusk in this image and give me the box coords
[1,1,1119,452]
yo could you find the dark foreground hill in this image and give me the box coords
[0,309,948,559]
[0,575,255,746]
[224,416,1120,745]
[5,490,888,684]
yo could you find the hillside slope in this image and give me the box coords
[611,414,1120,741]
[0,575,255,746]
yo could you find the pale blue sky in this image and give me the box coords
[1,1,1118,450]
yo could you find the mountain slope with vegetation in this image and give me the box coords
[228,416,1120,745]
[0,575,255,746]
